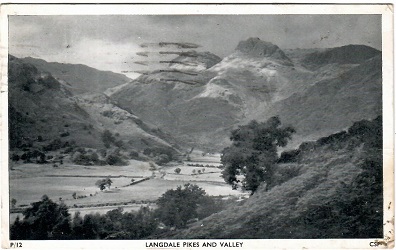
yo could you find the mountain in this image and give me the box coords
[302,44,381,69]
[21,57,131,94]
[170,116,382,238]
[235,37,293,65]
[8,55,102,149]
[8,55,179,155]
[261,54,382,148]
[109,39,382,151]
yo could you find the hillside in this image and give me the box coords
[170,116,382,239]
[21,57,131,94]
[264,54,382,148]
[302,44,381,69]
[8,55,103,149]
[109,39,382,151]
[8,55,179,157]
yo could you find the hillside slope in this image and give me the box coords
[21,57,131,94]
[265,54,382,148]
[302,44,381,69]
[8,55,103,149]
[110,39,382,151]
[8,55,179,155]
[171,116,382,239]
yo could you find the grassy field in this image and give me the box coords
[9,153,248,223]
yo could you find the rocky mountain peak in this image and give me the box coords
[235,38,292,63]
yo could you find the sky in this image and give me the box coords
[9,15,381,79]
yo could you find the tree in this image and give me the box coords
[221,117,295,194]
[96,177,112,191]
[11,195,71,240]
[102,130,115,148]
[72,192,77,199]
[174,167,181,174]
[155,183,206,228]
[106,152,126,166]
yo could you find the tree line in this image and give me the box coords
[10,184,227,240]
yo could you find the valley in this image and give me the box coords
[9,151,248,223]
[8,36,384,240]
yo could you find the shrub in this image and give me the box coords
[11,153,20,162]
[72,152,100,166]
[149,161,156,171]
[106,152,127,166]
[272,165,301,186]
[102,130,115,147]
[143,147,174,161]
[277,149,301,163]
[60,131,70,137]
[129,150,139,160]
[43,139,63,151]
[114,140,124,148]
[154,154,170,165]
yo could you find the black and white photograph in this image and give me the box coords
[1,4,394,249]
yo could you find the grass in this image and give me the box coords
[9,153,246,222]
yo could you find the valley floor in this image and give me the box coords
[9,152,248,223]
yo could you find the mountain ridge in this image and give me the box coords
[21,56,131,95]
[8,55,180,157]
[109,39,381,151]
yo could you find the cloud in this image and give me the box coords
[8,15,381,78]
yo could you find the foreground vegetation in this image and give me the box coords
[172,116,383,238]
[10,184,231,240]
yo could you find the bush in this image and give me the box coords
[11,153,20,162]
[148,161,156,171]
[143,147,174,161]
[272,165,301,186]
[106,152,127,166]
[114,140,124,148]
[72,152,100,166]
[43,139,63,151]
[102,130,115,147]
[154,154,170,165]
[20,150,46,163]
[277,149,301,163]
[60,131,70,137]
[129,150,139,160]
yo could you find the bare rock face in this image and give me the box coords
[110,39,381,151]
[235,37,293,65]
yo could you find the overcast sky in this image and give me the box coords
[9,15,381,78]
